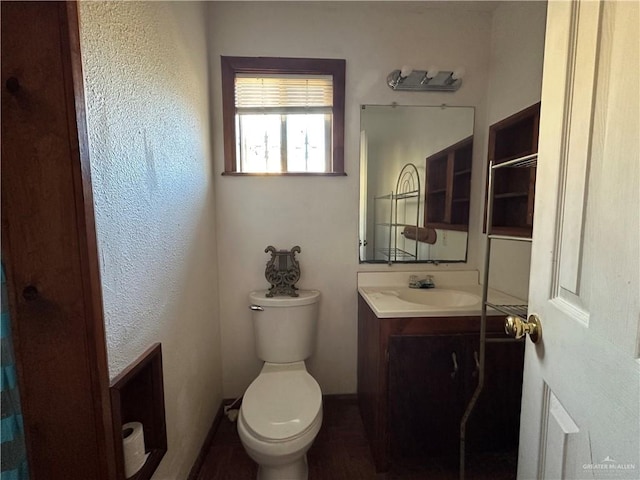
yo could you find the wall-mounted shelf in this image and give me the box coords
[110,343,167,480]
[484,103,540,237]
[425,136,473,232]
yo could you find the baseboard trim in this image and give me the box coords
[323,393,358,403]
[186,400,226,480]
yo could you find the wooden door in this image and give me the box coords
[1,2,115,478]
[518,1,639,478]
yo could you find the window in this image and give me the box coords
[221,57,346,175]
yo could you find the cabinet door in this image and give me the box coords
[388,335,465,459]
[464,336,525,453]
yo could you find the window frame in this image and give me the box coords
[221,56,346,176]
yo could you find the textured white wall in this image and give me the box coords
[208,1,494,397]
[78,2,222,478]
[482,1,547,300]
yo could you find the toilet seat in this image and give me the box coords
[241,362,322,443]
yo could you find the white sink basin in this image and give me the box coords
[391,288,480,307]
[358,277,525,318]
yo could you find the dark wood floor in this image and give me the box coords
[195,396,517,480]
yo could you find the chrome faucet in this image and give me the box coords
[408,274,435,289]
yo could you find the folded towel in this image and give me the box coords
[402,226,437,244]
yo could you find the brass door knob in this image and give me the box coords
[505,314,541,343]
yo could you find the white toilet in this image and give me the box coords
[238,290,323,480]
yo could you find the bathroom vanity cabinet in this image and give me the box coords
[357,294,524,472]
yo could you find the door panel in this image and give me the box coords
[519,1,639,479]
[556,0,600,299]
[540,386,582,480]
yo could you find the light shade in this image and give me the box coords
[452,68,466,80]
[400,65,413,78]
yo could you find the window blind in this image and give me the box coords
[235,74,333,109]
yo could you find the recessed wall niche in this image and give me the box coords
[110,343,167,480]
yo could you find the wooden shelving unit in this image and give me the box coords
[484,103,541,237]
[425,136,473,231]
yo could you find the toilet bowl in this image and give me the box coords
[238,362,322,480]
[238,290,322,480]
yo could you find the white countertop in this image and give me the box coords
[357,271,526,318]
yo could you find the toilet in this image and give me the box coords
[238,290,322,480]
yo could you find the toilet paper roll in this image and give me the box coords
[122,422,149,478]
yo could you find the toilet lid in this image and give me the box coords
[242,369,322,442]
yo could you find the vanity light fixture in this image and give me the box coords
[420,66,440,85]
[387,65,465,92]
[388,65,413,88]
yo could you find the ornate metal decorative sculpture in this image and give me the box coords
[264,246,301,297]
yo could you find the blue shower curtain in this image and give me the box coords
[1,264,29,479]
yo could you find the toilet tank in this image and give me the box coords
[248,290,320,363]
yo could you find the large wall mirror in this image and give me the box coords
[359,105,474,263]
